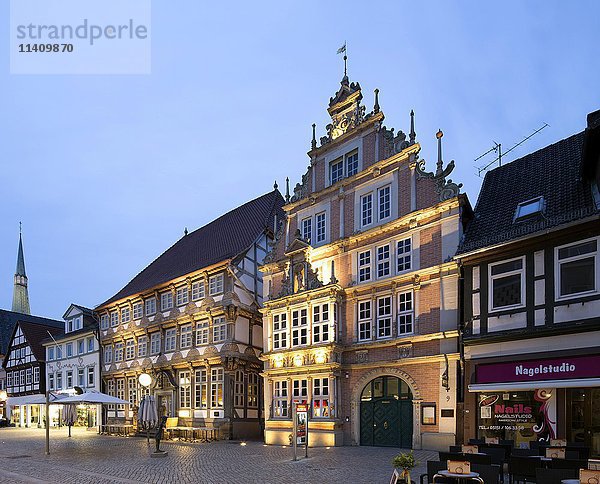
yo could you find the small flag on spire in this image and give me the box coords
[336,42,346,54]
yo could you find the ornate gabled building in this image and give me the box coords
[97,189,284,440]
[260,73,471,449]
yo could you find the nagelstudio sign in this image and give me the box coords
[477,354,600,384]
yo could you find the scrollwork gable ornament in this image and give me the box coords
[415,130,463,201]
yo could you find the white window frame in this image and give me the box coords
[358,300,372,341]
[209,274,224,296]
[210,367,224,408]
[125,339,135,360]
[87,367,95,387]
[397,291,414,335]
[100,314,109,330]
[377,244,391,279]
[137,336,148,357]
[555,236,599,301]
[164,328,177,352]
[212,316,227,343]
[345,151,359,177]
[272,312,288,350]
[191,280,205,301]
[121,307,130,324]
[273,380,288,418]
[396,237,412,273]
[161,292,173,311]
[234,370,245,407]
[133,302,143,320]
[514,196,545,221]
[378,185,391,221]
[376,296,392,339]
[77,368,85,387]
[358,249,372,283]
[150,332,161,355]
[196,320,209,346]
[145,297,157,316]
[291,308,308,347]
[292,378,308,404]
[248,373,259,408]
[315,212,326,243]
[176,286,189,306]
[110,311,118,327]
[330,157,344,184]
[194,369,208,409]
[104,345,113,364]
[312,303,330,344]
[34,366,39,384]
[180,324,193,349]
[301,217,312,242]
[179,371,192,408]
[488,256,526,312]
[312,377,330,418]
[361,193,373,227]
[114,342,123,362]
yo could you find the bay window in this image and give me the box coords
[291,308,308,346]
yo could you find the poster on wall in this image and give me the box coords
[477,389,556,446]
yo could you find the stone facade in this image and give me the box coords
[260,75,469,449]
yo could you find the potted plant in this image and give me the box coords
[392,450,417,484]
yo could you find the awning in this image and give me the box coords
[469,377,600,392]
[6,394,68,406]
[59,390,129,405]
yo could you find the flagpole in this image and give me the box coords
[344,40,347,77]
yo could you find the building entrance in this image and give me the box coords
[360,376,413,447]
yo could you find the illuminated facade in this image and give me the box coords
[97,190,284,440]
[260,74,470,449]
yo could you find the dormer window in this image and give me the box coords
[329,149,360,185]
[514,196,544,221]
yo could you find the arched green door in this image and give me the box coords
[360,376,413,447]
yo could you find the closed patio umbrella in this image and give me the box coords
[63,404,77,437]
[138,395,158,443]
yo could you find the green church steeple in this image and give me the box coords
[12,226,30,314]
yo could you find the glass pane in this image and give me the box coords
[361,383,372,401]
[560,257,595,295]
[372,378,384,398]
[386,377,399,398]
[558,240,597,260]
[492,274,521,308]
[491,259,523,275]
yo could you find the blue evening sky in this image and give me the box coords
[1,1,599,319]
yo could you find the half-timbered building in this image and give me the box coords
[456,109,600,455]
[97,189,284,440]
[260,73,471,449]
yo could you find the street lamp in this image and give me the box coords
[138,372,152,388]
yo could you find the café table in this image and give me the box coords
[433,470,484,483]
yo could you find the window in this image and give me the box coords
[137,336,148,357]
[150,332,161,355]
[48,373,54,390]
[128,377,137,407]
[100,314,109,330]
[133,302,143,320]
[48,347,55,361]
[292,379,308,404]
[291,308,308,346]
[272,313,288,350]
[77,368,85,387]
[116,378,125,410]
[78,339,85,355]
[145,297,157,316]
[179,371,191,408]
[234,370,244,407]
[312,303,330,344]
[273,380,288,417]
[125,339,135,360]
[209,274,224,295]
[330,158,344,184]
[66,370,73,388]
[104,345,113,364]
[194,369,207,408]
[398,291,414,335]
[161,292,173,311]
[358,250,372,283]
[358,300,372,341]
[346,151,359,177]
[196,320,209,346]
[515,196,544,221]
[165,328,177,352]
[26,368,32,385]
[378,185,391,220]
[121,307,130,324]
[33,367,39,384]
[107,380,115,410]
[176,286,189,306]
[377,245,391,278]
[301,217,312,242]
[361,193,373,227]
[87,337,94,353]
[180,324,192,348]
[313,377,330,418]
[212,317,227,343]
[397,238,412,273]
[74,316,83,331]
[556,238,598,297]
[110,312,119,327]
[191,281,205,301]
[248,373,259,408]
[87,367,94,387]
[377,296,392,338]
[67,319,73,333]
[489,257,525,310]
[56,345,62,359]
[66,342,73,358]
[211,368,224,408]
[315,212,326,243]
[114,342,123,362]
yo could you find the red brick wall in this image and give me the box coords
[398,165,411,217]
[416,178,439,211]
[363,131,376,169]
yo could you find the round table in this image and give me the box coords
[433,470,484,483]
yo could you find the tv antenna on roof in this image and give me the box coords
[475,123,549,177]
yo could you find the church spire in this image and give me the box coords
[12,227,30,314]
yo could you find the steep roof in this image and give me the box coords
[458,131,599,254]
[100,189,285,307]
[0,310,63,356]
[18,321,64,362]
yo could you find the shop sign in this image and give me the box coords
[477,354,600,384]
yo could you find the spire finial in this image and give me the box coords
[184,227,188,236]
[273,180,278,190]
[336,42,347,79]
[311,123,317,150]
[19,221,22,235]
[285,177,290,203]
[373,89,380,114]
[409,110,416,144]
[436,129,444,174]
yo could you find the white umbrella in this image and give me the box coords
[62,404,77,437]
[59,390,129,405]
[138,395,158,443]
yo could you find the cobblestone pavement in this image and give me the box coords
[0,428,437,484]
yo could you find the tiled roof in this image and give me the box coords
[0,310,63,356]
[458,131,599,254]
[18,321,64,362]
[100,190,285,307]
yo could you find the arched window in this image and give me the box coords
[360,376,412,401]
